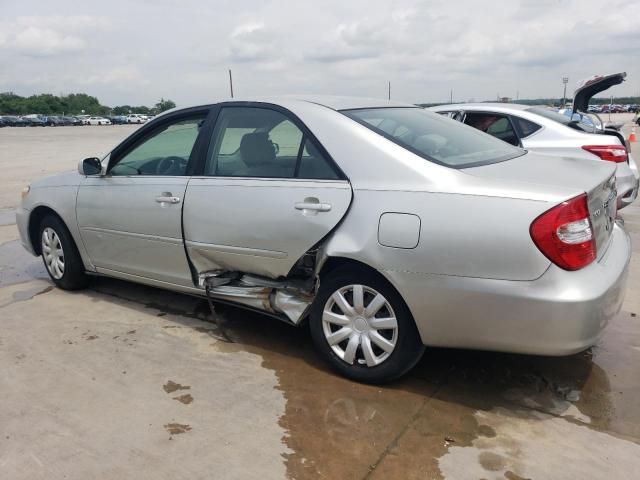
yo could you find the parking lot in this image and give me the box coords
[1,116,639,479]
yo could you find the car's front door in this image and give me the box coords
[77,109,210,286]
[182,104,353,279]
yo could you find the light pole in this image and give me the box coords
[562,76,569,107]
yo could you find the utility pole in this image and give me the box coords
[450,89,453,104]
[562,76,569,107]
[388,81,391,100]
[229,69,234,98]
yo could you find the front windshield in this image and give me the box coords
[342,107,525,168]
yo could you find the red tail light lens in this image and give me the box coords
[530,193,596,271]
[582,145,628,163]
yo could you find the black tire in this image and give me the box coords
[309,266,425,384]
[39,214,89,290]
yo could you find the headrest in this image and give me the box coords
[240,132,276,166]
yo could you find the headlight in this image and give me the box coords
[21,185,30,198]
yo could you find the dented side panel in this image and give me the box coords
[183,177,352,279]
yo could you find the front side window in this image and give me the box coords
[110,115,205,176]
[343,107,524,168]
[205,107,340,179]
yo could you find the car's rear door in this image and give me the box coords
[76,107,211,286]
[182,103,352,279]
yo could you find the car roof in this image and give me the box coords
[429,103,535,112]
[164,95,416,116]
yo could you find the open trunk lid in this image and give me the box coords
[465,151,617,257]
[573,72,626,114]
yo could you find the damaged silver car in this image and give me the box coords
[16,96,631,383]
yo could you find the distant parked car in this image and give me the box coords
[108,115,128,125]
[45,116,65,127]
[0,117,7,127]
[25,117,46,127]
[87,117,111,126]
[75,115,91,125]
[126,114,147,124]
[65,116,83,126]
[2,116,29,127]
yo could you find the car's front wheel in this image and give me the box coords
[309,267,425,383]
[39,215,89,290]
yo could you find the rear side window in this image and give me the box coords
[205,107,340,179]
[343,108,524,168]
[464,113,520,146]
[512,116,542,138]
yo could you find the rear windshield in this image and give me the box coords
[342,107,525,168]
[526,107,595,133]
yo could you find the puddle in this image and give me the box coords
[0,208,16,226]
[0,240,47,287]
[438,406,640,479]
[74,277,640,478]
[0,285,53,309]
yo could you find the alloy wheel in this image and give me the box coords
[322,284,398,367]
[42,227,65,279]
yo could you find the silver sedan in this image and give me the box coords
[16,97,631,383]
[428,103,639,209]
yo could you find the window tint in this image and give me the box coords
[206,107,339,179]
[512,116,542,138]
[343,108,524,168]
[464,113,520,146]
[110,116,205,176]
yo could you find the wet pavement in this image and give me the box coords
[1,119,639,479]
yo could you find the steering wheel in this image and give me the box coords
[156,156,186,175]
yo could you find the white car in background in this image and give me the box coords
[126,114,147,124]
[86,117,111,126]
[429,73,639,209]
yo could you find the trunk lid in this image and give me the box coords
[573,72,626,113]
[465,152,617,256]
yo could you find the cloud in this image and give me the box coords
[0,0,638,106]
[12,27,85,56]
[82,66,150,88]
[228,22,277,62]
[0,15,111,57]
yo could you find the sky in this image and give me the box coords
[0,0,639,107]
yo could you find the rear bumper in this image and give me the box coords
[387,224,631,355]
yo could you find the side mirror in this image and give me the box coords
[78,157,103,176]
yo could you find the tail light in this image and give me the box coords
[582,145,628,163]
[530,193,596,271]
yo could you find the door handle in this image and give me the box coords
[155,192,181,204]
[294,198,331,214]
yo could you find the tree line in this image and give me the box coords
[0,92,176,116]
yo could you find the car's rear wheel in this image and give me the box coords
[39,215,89,290]
[309,267,425,383]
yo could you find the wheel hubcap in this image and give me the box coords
[42,227,65,279]
[322,284,398,367]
